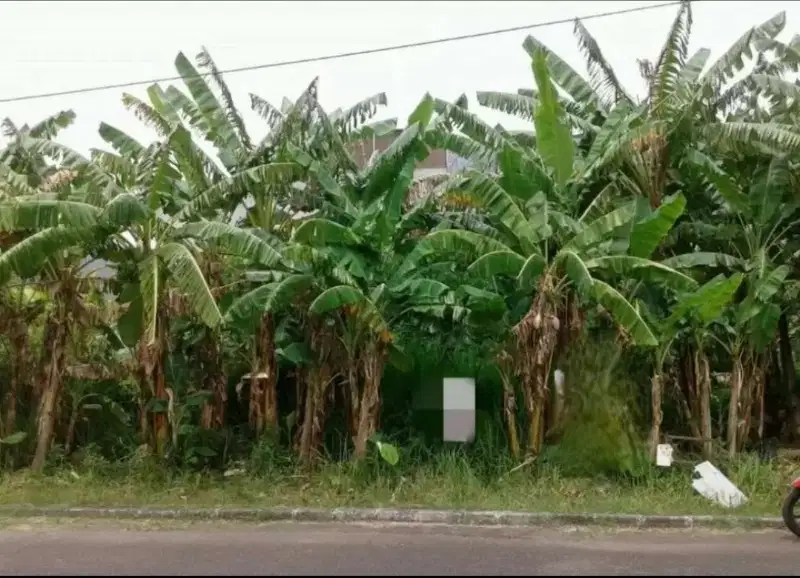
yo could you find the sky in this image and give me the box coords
[0,0,797,157]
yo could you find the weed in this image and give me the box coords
[0,443,789,517]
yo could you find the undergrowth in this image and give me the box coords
[0,337,793,517]
[0,439,790,517]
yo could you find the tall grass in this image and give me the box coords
[0,321,791,517]
[0,442,790,516]
[542,337,649,478]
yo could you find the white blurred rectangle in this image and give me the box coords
[443,378,475,411]
[443,377,475,442]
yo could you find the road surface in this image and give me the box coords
[0,521,798,575]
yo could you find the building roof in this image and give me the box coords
[346,133,449,172]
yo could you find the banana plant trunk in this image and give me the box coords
[197,258,228,431]
[695,349,713,460]
[296,377,312,464]
[260,313,279,437]
[737,353,766,452]
[728,349,744,459]
[677,345,703,442]
[152,340,169,457]
[353,343,385,461]
[548,299,579,442]
[139,310,170,457]
[310,363,331,455]
[64,400,80,456]
[515,278,558,457]
[648,371,664,460]
[5,320,29,438]
[297,364,331,466]
[497,353,520,459]
[675,344,713,459]
[31,288,72,471]
[200,330,227,431]
[248,313,278,438]
[347,362,360,442]
[778,314,798,441]
[297,322,334,466]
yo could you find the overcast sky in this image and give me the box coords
[0,0,796,156]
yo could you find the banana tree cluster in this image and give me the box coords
[397,49,703,456]
[1,0,800,472]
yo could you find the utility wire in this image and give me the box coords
[0,1,681,104]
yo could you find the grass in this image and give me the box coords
[0,448,792,518]
[1,339,790,519]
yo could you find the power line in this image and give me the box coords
[0,1,682,105]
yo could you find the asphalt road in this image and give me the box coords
[0,522,799,575]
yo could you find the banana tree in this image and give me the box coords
[638,271,743,459]
[214,258,309,441]
[158,66,401,447]
[269,94,468,461]
[222,237,383,464]
[468,3,792,222]
[1,110,79,194]
[14,129,237,457]
[584,5,793,209]
[0,112,84,462]
[395,50,696,456]
[111,72,318,438]
[472,10,634,140]
[115,211,266,456]
[0,287,44,445]
[21,97,305,452]
[0,114,126,469]
[181,126,377,448]
[668,153,800,456]
[0,189,118,469]
[155,48,397,224]
[186,154,417,461]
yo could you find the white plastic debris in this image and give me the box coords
[552,369,565,426]
[656,444,674,467]
[691,461,748,508]
[553,369,565,393]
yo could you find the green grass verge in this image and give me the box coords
[0,450,792,517]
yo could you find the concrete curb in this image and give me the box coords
[0,506,783,530]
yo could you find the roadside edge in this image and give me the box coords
[0,506,783,530]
